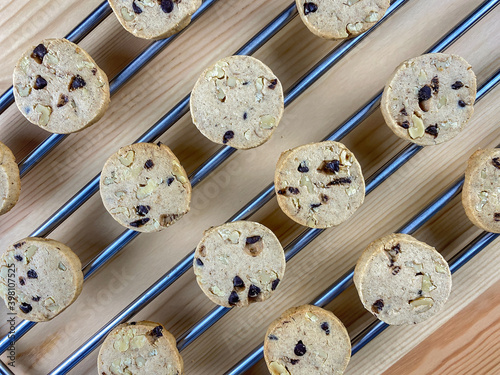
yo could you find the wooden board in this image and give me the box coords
[0,0,499,373]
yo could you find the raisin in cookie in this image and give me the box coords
[13,38,110,134]
[275,141,365,228]
[0,238,83,322]
[109,0,201,40]
[381,53,476,146]
[296,0,390,40]
[190,55,284,149]
[193,221,285,308]
[264,305,351,375]
[462,148,500,233]
[354,233,451,325]
[98,321,183,375]
[0,142,21,215]
[100,142,191,233]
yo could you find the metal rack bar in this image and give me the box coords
[0,1,112,115]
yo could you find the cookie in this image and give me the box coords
[100,142,192,233]
[108,0,202,40]
[193,221,285,308]
[274,141,365,228]
[190,55,284,149]
[12,38,110,134]
[296,0,390,40]
[0,238,83,322]
[462,148,500,233]
[0,142,21,215]
[354,233,452,325]
[381,53,476,146]
[98,321,183,375]
[264,305,351,375]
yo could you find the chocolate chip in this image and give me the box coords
[290,359,300,365]
[268,79,278,89]
[132,0,142,13]
[430,76,439,93]
[294,340,307,356]
[130,321,137,325]
[13,242,25,249]
[425,125,439,138]
[246,236,261,245]
[418,289,423,296]
[233,275,245,288]
[242,81,249,85]
[248,285,261,298]
[298,161,309,173]
[19,303,32,314]
[144,159,154,169]
[319,160,340,174]
[321,194,329,203]
[372,299,384,313]
[270,279,280,292]
[151,325,163,338]
[304,2,318,15]
[400,107,408,116]
[310,203,321,209]
[91,68,97,75]
[27,269,38,279]
[494,213,500,221]
[223,130,234,144]
[14,255,23,261]
[130,218,150,227]
[391,266,401,275]
[327,177,352,186]
[399,120,410,129]
[135,205,150,216]
[391,244,400,253]
[32,296,41,302]
[19,277,26,286]
[278,187,300,195]
[418,85,432,102]
[458,100,466,107]
[160,0,174,13]
[492,158,500,169]
[166,177,175,185]
[320,322,330,335]
[34,75,47,90]
[268,334,278,340]
[195,258,204,266]
[451,81,464,90]
[31,44,47,63]
[57,94,69,107]
[243,112,247,120]
[228,291,240,306]
[69,75,86,91]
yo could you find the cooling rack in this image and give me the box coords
[0,0,499,373]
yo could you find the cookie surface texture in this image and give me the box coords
[0,142,21,215]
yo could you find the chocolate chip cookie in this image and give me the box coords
[0,142,21,215]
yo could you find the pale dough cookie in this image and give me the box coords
[381,53,476,146]
[0,142,21,215]
[108,0,202,39]
[100,142,192,233]
[0,238,83,322]
[462,148,500,233]
[190,55,284,149]
[264,305,351,375]
[354,233,452,325]
[193,221,285,308]
[13,38,110,134]
[296,0,390,40]
[98,321,183,375]
[274,141,365,228]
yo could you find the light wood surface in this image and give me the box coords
[0,0,499,374]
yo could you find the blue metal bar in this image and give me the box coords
[0,1,112,116]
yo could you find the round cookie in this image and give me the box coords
[13,38,110,134]
[354,233,452,325]
[193,221,285,308]
[274,141,365,228]
[296,0,390,40]
[462,148,500,233]
[264,305,351,375]
[0,142,21,215]
[381,53,476,146]
[0,238,83,322]
[100,142,192,233]
[98,321,183,375]
[190,55,284,149]
[108,0,202,40]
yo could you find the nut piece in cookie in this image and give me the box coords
[354,233,452,325]
[0,142,21,215]
[193,221,285,307]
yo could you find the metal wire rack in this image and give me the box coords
[0,0,498,373]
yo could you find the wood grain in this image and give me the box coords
[0,0,499,374]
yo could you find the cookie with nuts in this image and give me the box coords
[296,0,390,40]
[190,55,284,149]
[0,142,21,215]
[462,148,500,233]
[274,141,365,228]
[98,321,183,375]
[381,53,477,146]
[108,0,202,39]
[354,233,452,325]
[264,304,351,375]
[13,38,110,134]
[193,221,285,308]
[0,238,83,322]
[100,142,192,233]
